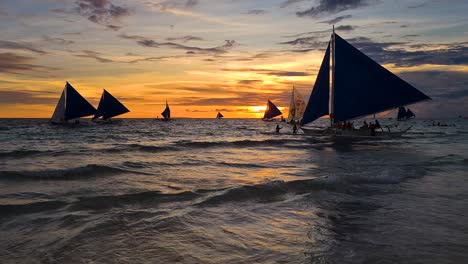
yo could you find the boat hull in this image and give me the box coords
[302,127,409,138]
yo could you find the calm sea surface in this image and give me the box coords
[0,118,467,263]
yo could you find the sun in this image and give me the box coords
[249,105,267,113]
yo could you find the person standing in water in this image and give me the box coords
[293,123,298,134]
[276,124,282,133]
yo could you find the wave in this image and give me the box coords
[175,138,302,149]
[0,164,145,181]
[71,190,200,211]
[0,149,58,159]
[196,178,334,206]
[0,200,68,216]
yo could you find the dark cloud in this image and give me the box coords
[166,36,204,42]
[119,34,238,55]
[185,0,199,8]
[280,0,307,8]
[282,28,331,38]
[0,90,58,105]
[237,80,263,85]
[320,14,352,24]
[408,3,426,8]
[402,34,420,38]
[223,68,311,77]
[0,53,54,74]
[74,50,115,63]
[335,25,355,31]
[106,24,122,31]
[71,0,131,30]
[247,10,268,15]
[215,108,238,113]
[0,90,55,105]
[63,32,82,36]
[0,40,47,54]
[296,0,373,18]
[42,36,74,45]
[279,36,320,46]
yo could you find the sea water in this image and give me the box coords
[0,118,467,263]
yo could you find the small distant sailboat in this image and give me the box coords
[397,107,415,121]
[301,27,430,137]
[262,100,282,121]
[287,86,306,124]
[216,112,224,119]
[93,89,129,122]
[50,82,96,125]
[160,100,171,121]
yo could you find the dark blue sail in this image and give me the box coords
[64,82,96,120]
[93,89,130,120]
[161,101,171,120]
[333,34,431,122]
[397,107,407,120]
[406,108,415,118]
[263,100,282,120]
[301,43,330,126]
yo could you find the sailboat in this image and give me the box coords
[50,82,97,125]
[301,27,430,137]
[216,112,224,119]
[160,100,171,121]
[397,107,415,121]
[92,89,130,122]
[262,100,282,121]
[287,86,306,124]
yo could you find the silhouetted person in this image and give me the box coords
[276,124,282,133]
[375,120,381,129]
[293,123,298,134]
[361,121,368,129]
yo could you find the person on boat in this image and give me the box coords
[280,116,285,122]
[375,120,381,129]
[276,124,282,133]
[293,123,298,134]
[369,123,376,136]
[360,121,368,129]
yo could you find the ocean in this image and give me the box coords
[0,118,467,263]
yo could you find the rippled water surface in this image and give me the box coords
[0,118,467,263]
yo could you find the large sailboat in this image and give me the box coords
[50,82,97,125]
[301,27,430,137]
[160,100,171,121]
[287,86,306,124]
[92,89,130,122]
[262,100,282,121]
[397,107,415,121]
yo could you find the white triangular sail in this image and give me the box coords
[50,90,66,123]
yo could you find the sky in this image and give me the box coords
[0,0,467,118]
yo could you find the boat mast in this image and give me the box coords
[329,25,336,126]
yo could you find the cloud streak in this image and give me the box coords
[297,0,373,18]
[0,40,47,54]
[120,34,238,54]
[58,0,133,30]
